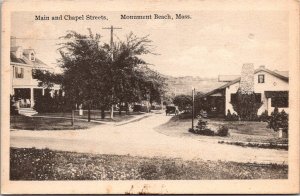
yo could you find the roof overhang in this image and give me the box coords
[265,91,288,98]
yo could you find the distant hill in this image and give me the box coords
[164,75,227,96]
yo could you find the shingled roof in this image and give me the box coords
[203,67,289,97]
[10,47,53,70]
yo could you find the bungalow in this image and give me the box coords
[202,64,288,117]
[10,36,60,115]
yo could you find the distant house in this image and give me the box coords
[10,36,60,114]
[201,64,288,117]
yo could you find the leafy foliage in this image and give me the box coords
[34,94,71,113]
[10,95,18,115]
[189,118,215,136]
[259,110,269,122]
[173,95,192,111]
[57,29,110,112]
[33,69,63,88]
[217,126,229,137]
[267,107,288,133]
[231,89,263,121]
[225,110,239,121]
[54,29,166,116]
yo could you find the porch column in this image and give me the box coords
[267,98,272,115]
[30,88,34,108]
[42,88,45,96]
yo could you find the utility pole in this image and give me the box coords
[192,88,195,130]
[102,26,122,119]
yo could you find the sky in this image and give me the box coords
[11,11,289,77]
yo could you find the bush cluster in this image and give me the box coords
[267,107,288,133]
[259,110,269,122]
[225,110,239,121]
[189,118,229,137]
[231,90,263,121]
[226,109,272,122]
[133,105,149,112]
[10,95,18,115]
[34,94,72,113]
[217,126,229,137]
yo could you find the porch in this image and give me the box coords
[13,87,57,108]
[265,91,289,115]
[200,89,226,118]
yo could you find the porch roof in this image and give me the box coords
[265,91,288,98]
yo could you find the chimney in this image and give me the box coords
[11,36,17,47]
[239,63,254,94]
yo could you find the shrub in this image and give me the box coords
[179,112,192,119]
[259,110,269,122]
[173,95,192,111]
[189,118,215,136]
[197,129,215,136]
[225,110,232,121]
[231,89,263,121]
[225,110,239,121]
[34,94,72,113]
[217,126,229,137]
[231,113,239,121]
[267,107,288,133]
[10,95,18,115]
[133,105,142,112]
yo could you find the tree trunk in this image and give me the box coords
[101,106,105,119]
[119,102,122,115]
[110,105,114,119]
[125,102,129,115]
[88,104,91,122]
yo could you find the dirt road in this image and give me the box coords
[10,113,288,164]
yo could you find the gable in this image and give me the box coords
[254,70,288,92]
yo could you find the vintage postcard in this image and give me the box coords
[1,0,299,194]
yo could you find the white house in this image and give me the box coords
[10,36,60,115]
[202,64,288,117]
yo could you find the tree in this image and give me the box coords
[110,33,166,113]
[194,92,205,115]
[58,29,111,121]
[33,69,63,89]
[173,95,192,111]
[36,29,166,121]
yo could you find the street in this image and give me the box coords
[10,112,288,164]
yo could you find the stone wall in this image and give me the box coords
[239,63,254,94]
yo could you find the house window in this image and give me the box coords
[32,69,37,79]
[271,97,288,108]
[30,52,35,61]
[15,67,24,78]
[258,74,265,83]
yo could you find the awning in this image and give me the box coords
[265,91,288,98]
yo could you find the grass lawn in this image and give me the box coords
[10,115,100,130]
[11,111,144,130]
[10,147,288,180]
[34,111,143,122]
[156,115,288,146]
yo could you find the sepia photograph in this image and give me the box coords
[1,0,299,194]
